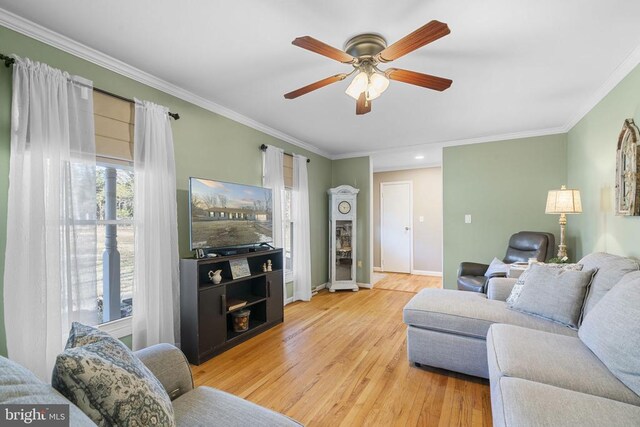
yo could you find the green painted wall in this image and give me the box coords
[442,135,567,289]
[331,157,372,285]
[567,64,640,258]
[0,25,332,356]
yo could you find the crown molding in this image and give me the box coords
[373,163,442,173]
[2,7,639,165]
[0,8,330,158]
[333,125,567,161]
[563,43,640,131]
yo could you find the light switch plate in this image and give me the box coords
[419,216,424,222]
[465,214,472,224]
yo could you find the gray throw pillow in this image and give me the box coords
[484,257,510,277]
[509,264,596,329]
[52,323,175,427]
[578,252,639,316]
[579,277,640,396]
[506,262,583,305]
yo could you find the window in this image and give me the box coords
[283,154,294,281]
[283,188,293,276]
[93,90,135,325]
[96,164,134,323]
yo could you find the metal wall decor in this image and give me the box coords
[615,118,640,216]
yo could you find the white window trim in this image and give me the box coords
[98,316,132,338]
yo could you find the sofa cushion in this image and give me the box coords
[492,377,640,427]
[173,386,302,426]
[403,289,578,340]
[508,264,596,329]
[579,276,640,397]
[0,356,96,426]
[52,322,175,427]
[579,252,639,315]
[505,262,583,305]
[487,324,640,406]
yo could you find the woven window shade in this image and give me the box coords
[283,153,293,188]
[94,91,134,164]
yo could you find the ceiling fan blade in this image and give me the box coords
[376,20,450,63]
[386,68,452,91]
[356,92,371,115]
[292,36,356,64]
[284,73,348,99]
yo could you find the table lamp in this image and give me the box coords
[545,185,582,258]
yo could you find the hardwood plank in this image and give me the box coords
[192,285,491,426]
[373,272,442,293]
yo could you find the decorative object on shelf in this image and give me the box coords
[226,298,247,312]
[195,249,206,259]
[232,310,251,332]
[267,259,272,272]
[615,118,640,216]
[545,185,582,258]
[208,269,222,284]
[229,258,251,279]
[328,185,360,292]
[262,263,267,272]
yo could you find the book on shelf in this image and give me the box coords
[227,298,247,311]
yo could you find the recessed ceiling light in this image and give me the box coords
[415,155,424,160]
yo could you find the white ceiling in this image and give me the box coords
[1,0,640,170]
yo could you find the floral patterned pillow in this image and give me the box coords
[506,263,584,305]
[52,322,175,427]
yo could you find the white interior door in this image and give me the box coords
[381,182,412,273]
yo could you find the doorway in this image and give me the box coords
[380,181,412,273]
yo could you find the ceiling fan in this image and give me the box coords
[284,20,453,115]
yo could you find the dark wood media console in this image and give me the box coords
[180,248,284,365]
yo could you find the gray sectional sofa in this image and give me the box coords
[403,252,640,426]
[0,343,300,426]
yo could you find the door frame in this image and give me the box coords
[380,180,413,274]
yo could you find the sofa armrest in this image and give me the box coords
[457,262,489,277]
[486,278,517,301]
[135,343,194,400]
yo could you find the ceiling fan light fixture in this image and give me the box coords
[345,71,368,100]
[369,72,390,94]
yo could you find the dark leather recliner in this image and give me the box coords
[457,231,556,293]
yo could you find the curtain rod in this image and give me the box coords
[1,53,180,120]
[260,144,311,163]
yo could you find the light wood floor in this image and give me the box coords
[373,272,443,293]
[192,277,491,426]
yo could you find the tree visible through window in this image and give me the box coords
[96,164,134,323]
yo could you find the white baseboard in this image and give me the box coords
[411,270,443,277]
[313,283,328,292]
[373,267,383,272]
[358,282,372,289]
[284,297,294,305]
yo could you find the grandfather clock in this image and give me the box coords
[328,185,359,292]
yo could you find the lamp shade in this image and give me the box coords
[545,185,582,214]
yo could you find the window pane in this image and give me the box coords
[96,163,134,323]
[96,165,134,221]
[283,189,293,273]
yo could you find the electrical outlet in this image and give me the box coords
[419,216,424,222]
[357,260,362,268]
[465,214,472,224]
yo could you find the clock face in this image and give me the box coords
[338,201,351,214]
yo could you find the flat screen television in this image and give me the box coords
[189,177,273,250]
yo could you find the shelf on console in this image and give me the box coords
[226,295,266,313]
[227,319,267,341]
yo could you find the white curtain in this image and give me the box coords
[3,57,97,380]
[292,155,312,301]
[262,146,285,301]
[132,100,179,351]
